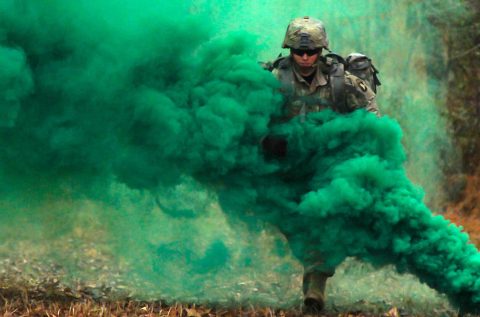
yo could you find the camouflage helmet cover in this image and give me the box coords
[282,16,329,50]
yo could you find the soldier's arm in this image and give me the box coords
[344,73,380,116]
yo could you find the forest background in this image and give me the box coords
[438,0,480,246]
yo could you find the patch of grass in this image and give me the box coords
[0,288,436,317]
[0,200,477,317]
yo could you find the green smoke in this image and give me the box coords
[0,0,478,314]
[195,0,459,208]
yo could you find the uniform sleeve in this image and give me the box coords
[344,73,380,116]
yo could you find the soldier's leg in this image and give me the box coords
[302,254,335,313]
[303,269,334,312]
[276,222,336,312]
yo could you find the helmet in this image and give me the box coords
[282,16,329,50]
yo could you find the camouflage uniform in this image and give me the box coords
[269,16,380,313]
[272,55,379,120]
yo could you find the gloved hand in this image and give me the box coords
[261,135,288,158]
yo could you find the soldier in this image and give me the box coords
[264,17,380,313]
[266,16,379,122]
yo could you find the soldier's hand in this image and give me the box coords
[261,135,288,158]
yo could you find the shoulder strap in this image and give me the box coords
[324,53,346,65]
[275,57,295,95]
[273,55,288,69]
[329,61,347,113]
[322,53,347,113]
[259,54,287,72]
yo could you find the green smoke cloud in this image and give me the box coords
[0,0,478,314]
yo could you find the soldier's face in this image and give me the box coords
[291,48,320,68]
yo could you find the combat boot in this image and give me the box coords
[302,271,328,314]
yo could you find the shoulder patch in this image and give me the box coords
[357,79,368,92]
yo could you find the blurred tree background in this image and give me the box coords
[436,0,480,245]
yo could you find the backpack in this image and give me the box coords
[345,53,381,93]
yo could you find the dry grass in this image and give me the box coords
[0,288,405,317]
[443,211,480,247]
[444,173,480,247]
[1,175,479,317]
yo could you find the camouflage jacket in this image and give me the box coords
[271,55,379,120]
